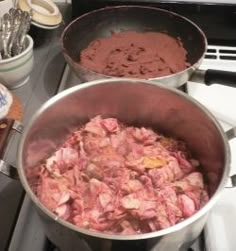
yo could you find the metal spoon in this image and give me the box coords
[9,7,17,17]
[2,13,11,59]
[8,10,22,57]
[16,11,31,55]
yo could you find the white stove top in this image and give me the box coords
[187,45,236,251]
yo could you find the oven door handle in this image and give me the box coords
[225,127,236,188]
[0,118,23,179]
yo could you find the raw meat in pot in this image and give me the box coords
[30,115,209,234]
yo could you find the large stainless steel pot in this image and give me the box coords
[0,78,236,251]
[61,5,236,88]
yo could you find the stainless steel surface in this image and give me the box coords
[38,208,208,251]
[8,196,205,251]
[8,196,49,251]
[12,120,24,132]
[189,69,206,84]
[14,77,229,250]
[0,175,24,250]
[56,64,81,91]
[0,159,18,178]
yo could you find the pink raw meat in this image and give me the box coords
[31,115,209,234]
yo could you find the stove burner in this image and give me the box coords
[46,239,202,251]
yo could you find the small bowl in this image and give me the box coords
[0,35,34,89]
[18,0,62,26]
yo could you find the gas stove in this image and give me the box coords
[1,1,236,251]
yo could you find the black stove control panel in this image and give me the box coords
[71,0,236,45]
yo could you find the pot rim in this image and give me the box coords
[17,78,231,240]
[61,5,208,84]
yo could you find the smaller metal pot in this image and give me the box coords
[61,5,236,88]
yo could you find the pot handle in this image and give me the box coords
[225,127,236,188]
[191,69,236,88]
[0,118,23,179]
[0,118,14,156]
[226,127,236,140]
